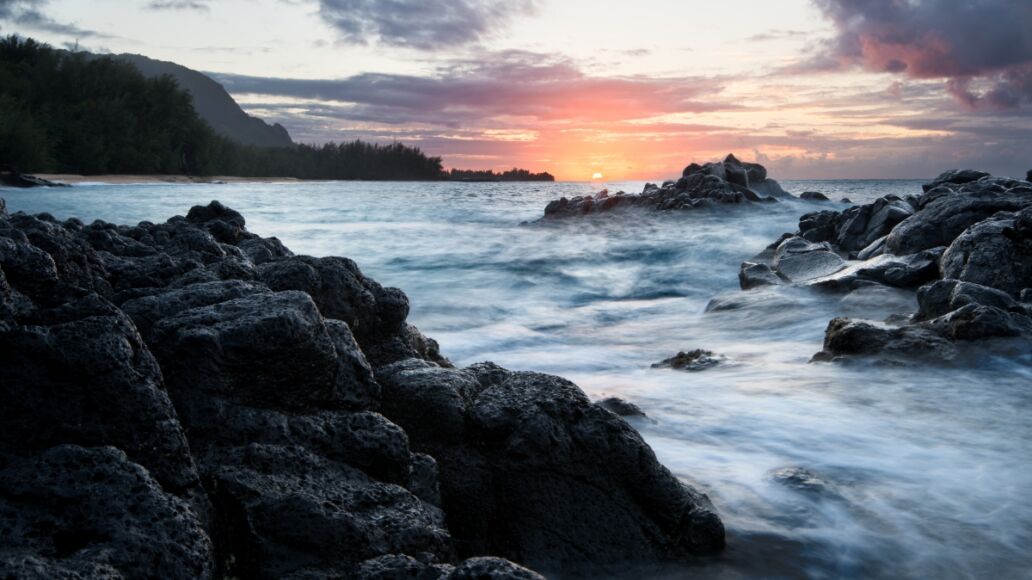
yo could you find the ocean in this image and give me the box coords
[4,179,1030,579]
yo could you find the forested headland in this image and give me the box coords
[0,36,547,181]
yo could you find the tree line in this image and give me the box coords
[0,35,450,180]
[447,168,554,182]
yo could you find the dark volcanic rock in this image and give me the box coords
[922,169,990,192]
[541,153,790,219]
[0,294,201,496]
[0,445,212,579]
[739,261,783,289]
[885,183,1032,255]
[150,290,380,414]
[771,236,846,282]
[378,360,724,574]
[940,208,1032,298]
[800,196,913,254]
[800,191,830,202]
[0,197,724,577]
[0,172,69,188]
[207,444,452,579]
[652,349,726,371]
[812,318,957,363]
[597,396,647,417]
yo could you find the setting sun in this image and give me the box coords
[591,172,604,180]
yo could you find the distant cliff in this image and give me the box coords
[117,53,293,149]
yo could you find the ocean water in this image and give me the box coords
[4,179,1031,579]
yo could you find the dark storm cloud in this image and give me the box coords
[316,0,537,49]
[807,0,1032,109]
[0,0,106,37]
[146,0,210,10]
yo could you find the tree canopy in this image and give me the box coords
[0,35,446,180]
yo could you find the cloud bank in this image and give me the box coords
[317,0,537,49]
[810,0,1032,109]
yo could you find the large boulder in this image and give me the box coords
[771,236,846,282]
[0,445,212,579]
[940,208,1032,298]
[922,169,991,192]
[0,293,201,498]
[377,360,724,575]
[811,318,957,363]
[150,290,380,415]
[886,186,1032,255]
[206,444,453,579]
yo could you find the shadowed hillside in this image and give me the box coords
[117,53,293,149]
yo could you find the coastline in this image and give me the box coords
[34,174,304,185]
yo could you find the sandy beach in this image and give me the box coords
[35,174,303,185]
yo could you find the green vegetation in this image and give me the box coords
[0,35,445,179]
[448,168,555,182]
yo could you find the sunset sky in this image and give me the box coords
[2,0,1031,180]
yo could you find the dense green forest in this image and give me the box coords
[447,168,554,182]
[0,35,445,179]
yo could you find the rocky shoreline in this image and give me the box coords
[0,198,724,578]
[737,169,1032,363]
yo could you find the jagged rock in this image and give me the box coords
[808,247,944,291]
[0,198,729,577]
[886,185,1032,255]
[0,294,200,496]
[812,318,957,362]
[1027,169,1032,182]
[801,196,913,253]
[541,154,789,218]
[207,444,453,579]
[739,261,783,289]
[377,359,724,574]
[772,236,846,282]
[769,467,836,495]
[922,169,991,192]
[940,208,1032,298]
[449,558,545,580]
[355,554,455,579]
[0,445,212,579]
[652,349,725,371]
[800,191,830,202]
[257,255,435,367]
[915,279,1028,322]
[150,290,380,415]
[597,397,647,417]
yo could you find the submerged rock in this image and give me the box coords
[800,191,830,202]
[598,396,647,417]
[739,261,783,290]
[769,467,836,496]
[652,349,726,371]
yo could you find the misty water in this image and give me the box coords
[5,180,1032,579]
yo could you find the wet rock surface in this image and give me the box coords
[652,349,727,371]
[377,359,725,575]
[541,154,792,219]
[747,169,1032,363]
[0,198,725,577]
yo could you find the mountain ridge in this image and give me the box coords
[116,53,293,149]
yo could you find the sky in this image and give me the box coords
[2,0,1032,180]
